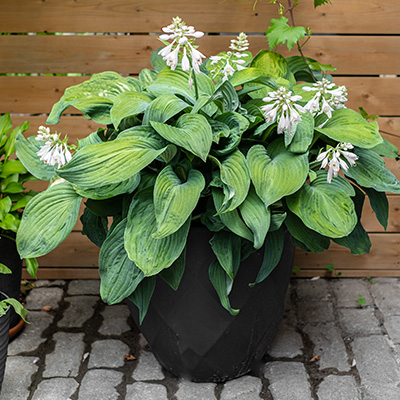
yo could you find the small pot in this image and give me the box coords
[0,292,11,393]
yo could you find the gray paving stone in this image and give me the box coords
[78,369,123,400]
[58,295,98,328]
[126,382,168,400]
[298,300,335,325]
[68,279,100,295]
[317,375,361,400]
[296,279,332,301]
[338,308,381,335]
[35,280,66,288]
[267,323,303,358]
[132,350,165,381]
[1,356,39,400]
[304,322,349,371]
[264,361,312,400]
[332,279,374,308]
[370,279,400,316]
[88,339,130,368]
[175,380,217,400]
[220,375,262,400]
[43,332,85,377]
[352,335,400,399]
[385,316,400,344]
[32,378,79,400]
[99,304,131,336]
[25,287,64,310]
[8,311,54,355]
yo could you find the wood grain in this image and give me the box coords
[1,35,400,75]
[2,0,400,34]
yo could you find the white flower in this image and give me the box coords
[327,157,340,183]
[181,47,190,71]
[164,46,180,70]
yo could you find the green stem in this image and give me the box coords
[0,233,16,242]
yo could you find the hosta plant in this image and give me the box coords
[15,7,400,322]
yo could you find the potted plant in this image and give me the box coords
[14,1,400,382]
[0,114,38,338]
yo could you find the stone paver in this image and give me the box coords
[58,295,98,328]
[68,279,100,295]
[370,279,400,316]
[304,322,349,371]
[31,378,79,400]
[338,308,381,335]
[1,356,39,400]
[8,311,54,355]
[88,339,130,368]
[43,332,85,377]
[220,375,262,400]
[264,362,312,400]
[175,380,216,400]
[384,316,400,344]
[99,304,131,336]
[298,300,335,325]
[78,369,123,400]
[267,323,303,358]
[35,280,66,288]
[126,382,168,400]
[132,350,165,381]
[25,287,64,310]
[317,375,362,400]
[332,279,374,308]
[296,279,332,301]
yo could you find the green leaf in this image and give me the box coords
[80,208,109,247]
[210,230,241,280]
[247,140,308,207]
[270,212,287,231]
[0,159,27,178]
[370,137,399,158]
[239,187,271,249]
[0,213,20,232]
[363,187,389,230]
[212,189,253,242]
[0,264,12,274]
[110,92,152,128]
[314,0,332,7]
[216,150,250,213]
[358,106,379,121]
[209,120,231,144]
[84,195,124,217]
[138,69,158,88]
[58,127,168,188]
[0,196,12,221]
[228,67,279,90]
[16,182,82,258]
[15,132,56,180]
[143,94,189,125]
[47,72,140,125]
[286,170,357,238]
[127,276,156,325]
[344,148,400,193]
[315,109,383,149]
[10,191,36,212]
[25,258,38,279]
[153,166,205,238]
[209,259,239,316]
[4,121,30,160]
[160,249,186,291]
[266,17,306,51]
[124,189,190,276]
[0,113,12,137]
[2,181,24,194]
[99,218,144,304]
[78,129,105,149]
[1,298,28,321]
[251,228,284,285]
[287,111,314,153]
[206,80,239,113]
[150,47,167,72]
[150,114,213,162]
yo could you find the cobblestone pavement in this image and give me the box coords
[3,277,400,399]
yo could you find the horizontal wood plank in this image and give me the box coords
[3,76,400,116]
[22,268,99,280]
[2,0,400,34]
[2,35,400,75]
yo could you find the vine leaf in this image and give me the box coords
[266,17,306,51]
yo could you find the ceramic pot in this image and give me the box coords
[0,292,10,392]
[128,226,294,382]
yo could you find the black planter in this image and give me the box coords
[0,236,23,333]
[0,292,10,393]
[128,227,295,382]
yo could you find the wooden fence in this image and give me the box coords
[1,0,399,279]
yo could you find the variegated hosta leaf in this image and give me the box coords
[315,108,383,149]
[47,71,140,125]
[239,187,271,249]
[212,189,253,242]
[150,114,213,162]
[206,80,239,113]
[124,188,190,276]
[153,166,205,238]
[286,170,357,238]
[344,147,400,193]
[99,218,144,304]
[110,92,153,128]
[247,140,308,207]
[228,67,279,90]
[210,230,241,280]
[216,150,250,213]
[74,174,141,200]
[15,131,56,180]
[16,182,82,258]
[58,127,168,188]
[143,94,190,125]
[77,130,104,149]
